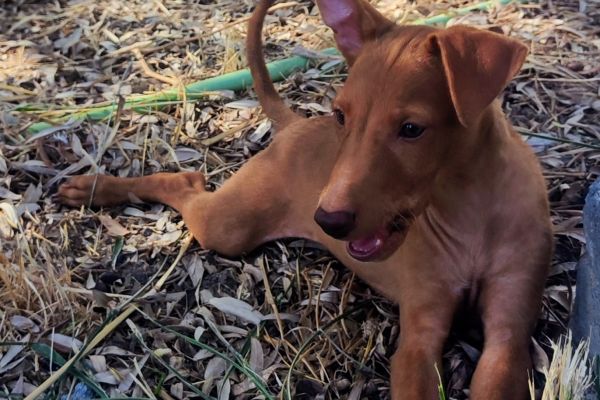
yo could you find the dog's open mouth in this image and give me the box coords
[346,213,412,262]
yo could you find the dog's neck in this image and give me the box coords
[426,103,515,235]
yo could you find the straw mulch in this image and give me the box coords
[1,0,598,399]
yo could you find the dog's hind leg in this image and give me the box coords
[59,170,294,257]
[58,171,205,210]
[58,127,335,257]
[58,169,303,257]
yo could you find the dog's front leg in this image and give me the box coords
[469,269,547,400]
[390,281,461,400]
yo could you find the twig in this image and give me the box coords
[133,48,178,86]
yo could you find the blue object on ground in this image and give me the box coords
[59,382,95,400]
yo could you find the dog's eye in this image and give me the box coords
[333,109,345,126]
[398,123,425,139]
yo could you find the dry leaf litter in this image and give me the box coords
[0,0,599,399]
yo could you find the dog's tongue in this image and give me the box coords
[348,228,390,256]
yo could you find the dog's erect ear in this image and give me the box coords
[315,0,395,64]
[428,25,528,127]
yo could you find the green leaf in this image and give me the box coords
[111,236,124,268]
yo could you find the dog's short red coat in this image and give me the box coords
[58,1,552,398]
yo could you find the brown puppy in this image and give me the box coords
[58,0,552,398]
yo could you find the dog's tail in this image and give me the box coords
[247,0,300,129]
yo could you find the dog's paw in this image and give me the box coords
[57,175,98,207]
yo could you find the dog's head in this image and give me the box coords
[313,0,528,262]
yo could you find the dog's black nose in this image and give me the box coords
[314,207,356,239]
